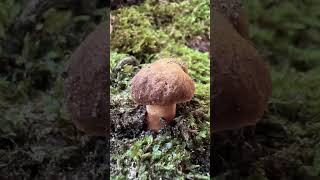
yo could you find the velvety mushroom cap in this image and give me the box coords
[212,11,272,131]
[131,59,195,106]
[64,22,109,136]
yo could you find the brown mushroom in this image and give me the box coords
[131,58,195,132]
[212,7,272,131]
[64,22,109,136]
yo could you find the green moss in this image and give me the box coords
[243,0,320,133]
[244,0,320,69]
[111,0,209,61]
[112,130,209,179]
[142,0,210,42]
[110,52,128,71]
[156,43,210,84]
[245,0,320,127]
[111,7,170,61]
[270,67,320,121]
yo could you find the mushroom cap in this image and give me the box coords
[64,22,109,136]
[212,11,272,131]
[131,58,195,106]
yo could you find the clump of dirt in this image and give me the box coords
[110,99,201,138]
[111,0,145,10]
[176,100,202,116]
[111,105,146,138]
[187,36,210,52]
[191,141,210,173]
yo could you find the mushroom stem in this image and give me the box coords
[146,104,176,131]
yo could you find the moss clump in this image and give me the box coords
[156,43,209,84]
[244,0,320,70]
[142,0,210,42]
[111,7,170,61]
[112,123,210,179]
[111,0,209,61]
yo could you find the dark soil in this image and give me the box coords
[111,105,146,138]
[187,36,210,52]
[111,0,145,10]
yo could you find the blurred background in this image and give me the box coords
[0,0,109,179]
[214,0,320,179]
